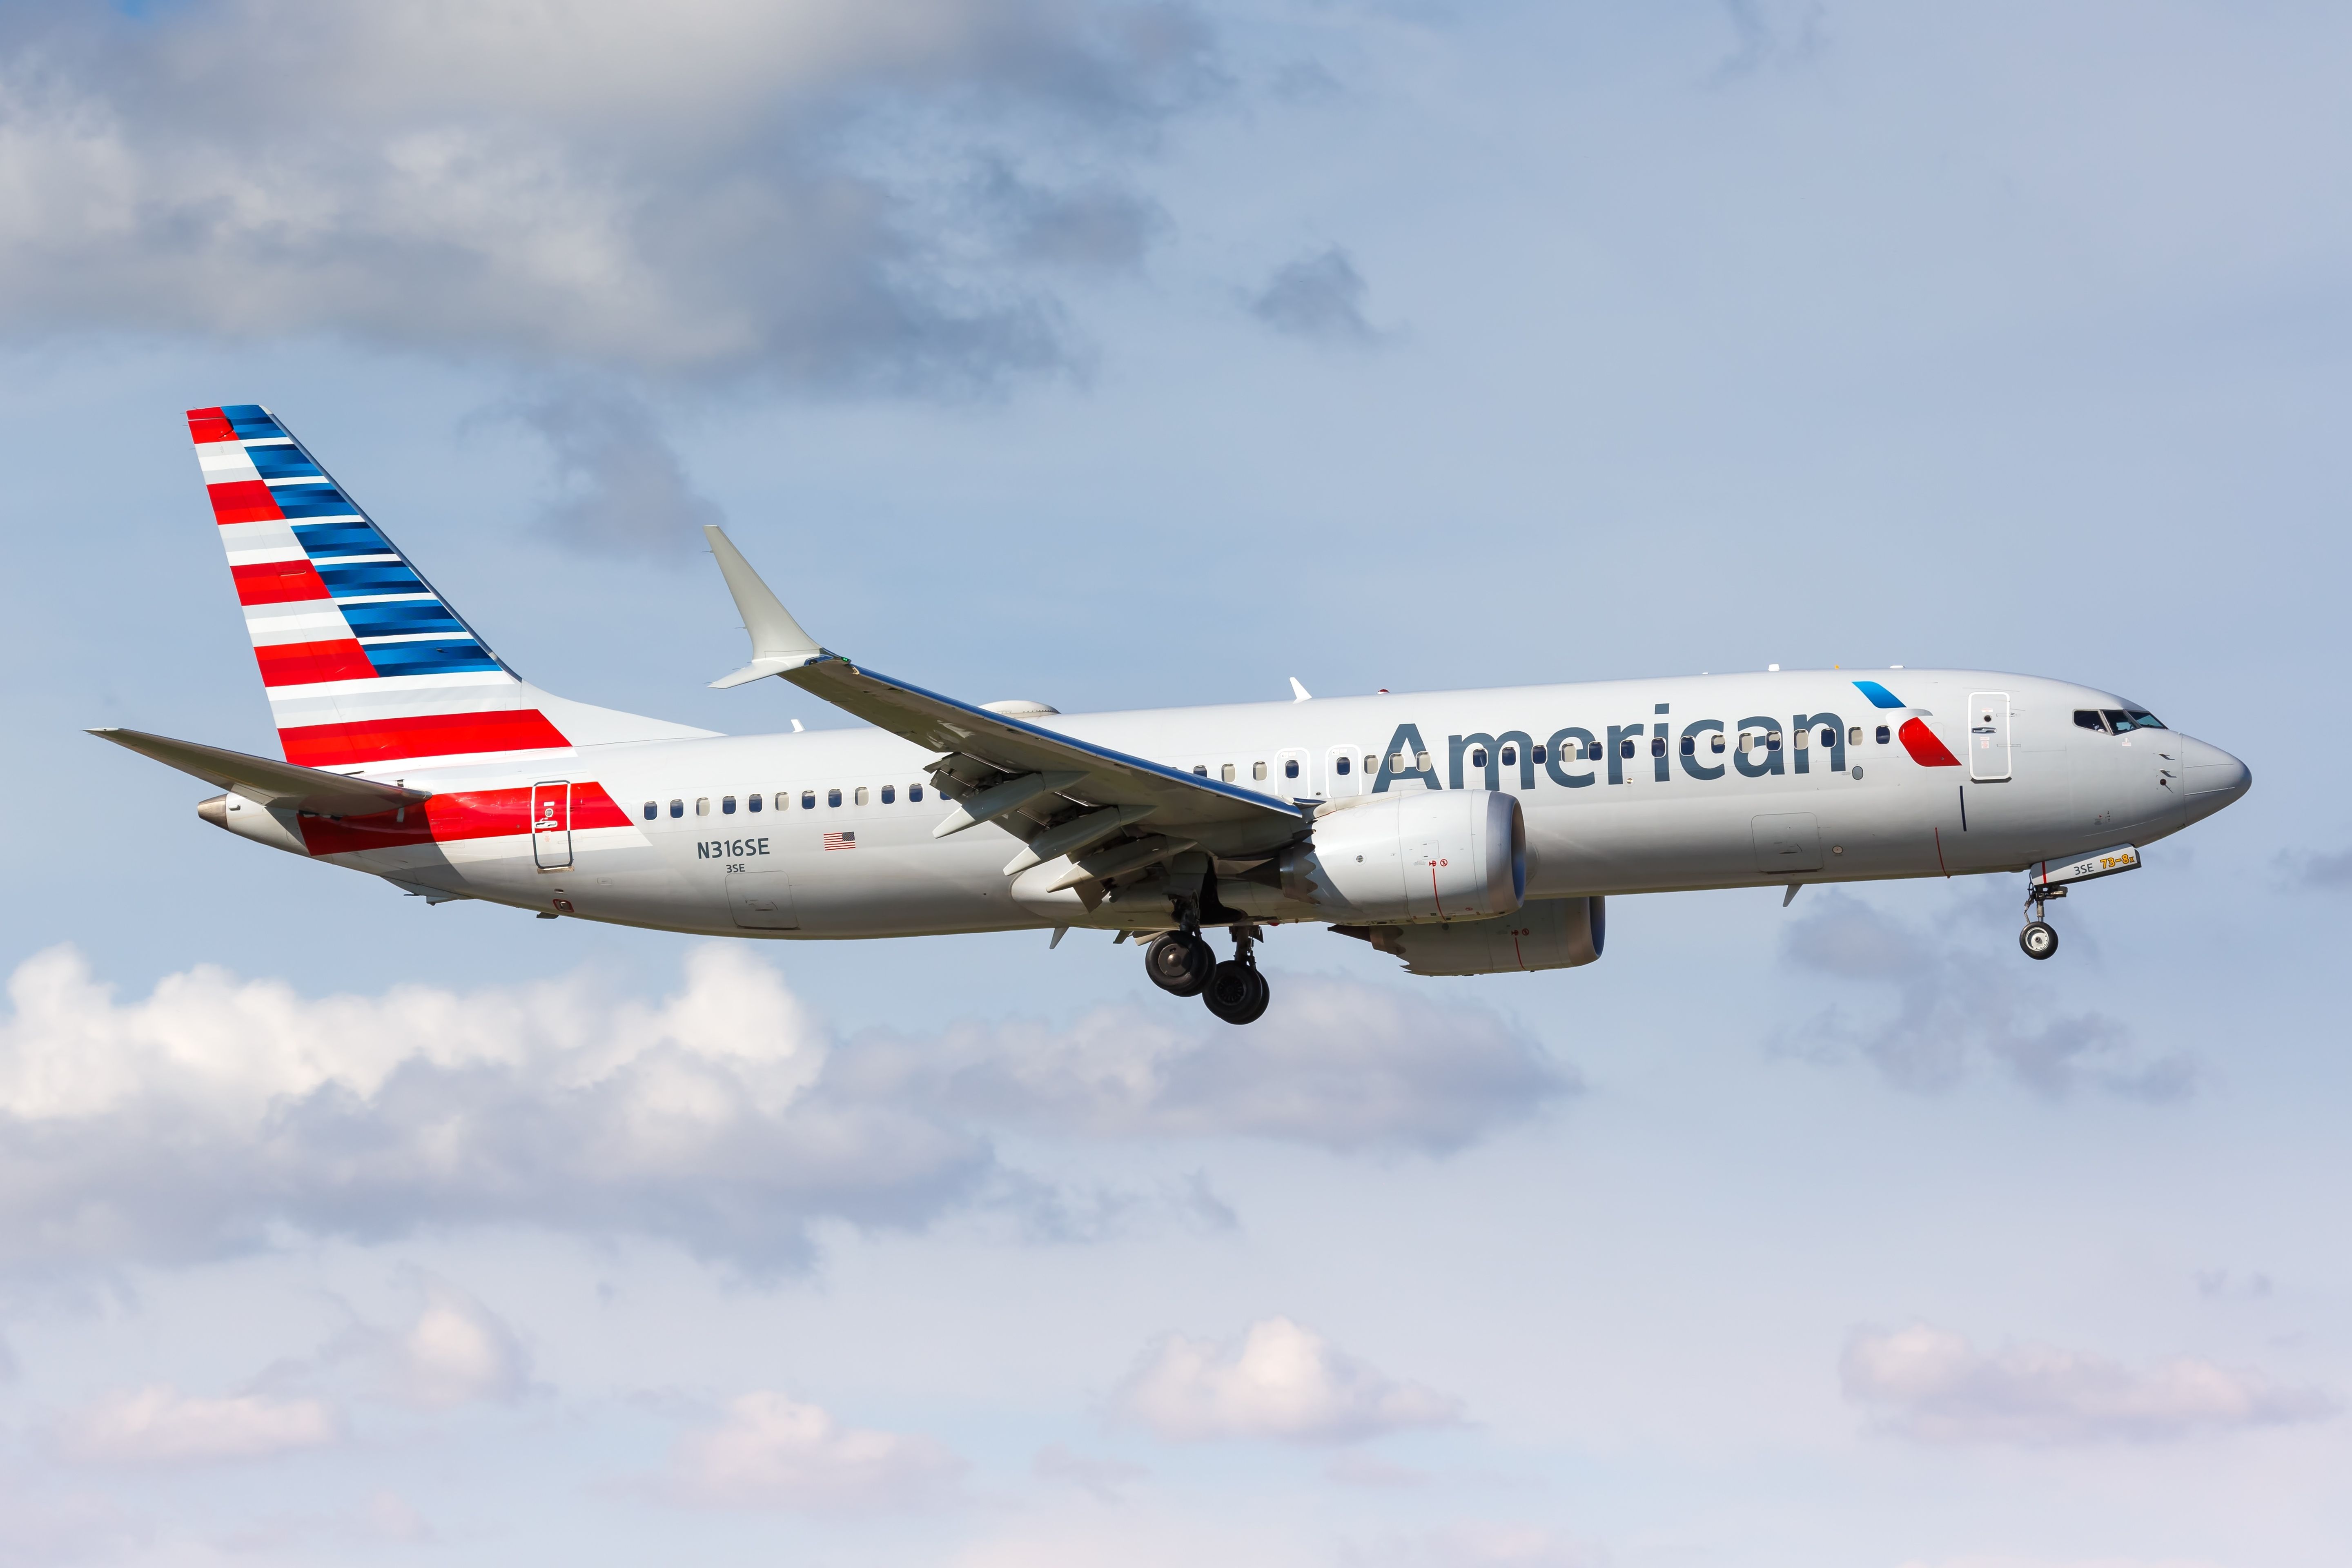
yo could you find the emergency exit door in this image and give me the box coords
[530,780,573,868]
[1967,692,2012,782]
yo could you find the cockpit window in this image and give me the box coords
[2074,710,2108,733]
[2103,708,2167,733]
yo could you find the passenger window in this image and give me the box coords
[1712,733,1726,754]
[828,788,842,808]
[1415,750,1431,771]
[1335,755,1351,775]
[1794,730,1809,751]
[2075,710,2107,732]
[1766,731,1783,751]
[1392,753,1408,771]
[1472,748,1488,769]
[670,799,684,818]
[1532,745,1546,763]
[1253,761,1267,781]
[722,795,736,814]
[1875,724,1891,745]
[1739,733,1753,753]
[1284,758,1300,779]
[1221,763,1236,783]
[695,797,710,816]
[1820,728,1836,750]
[1364,755,1377,774]
[1193,764,1207,777]
[1679,736,1695,756]
[748,793,762,813]
[775,792,789,811]
[1619,739,1635,759]
[1500,745,1516,766]
[882,785,895,804]
[854,786,869,805]
[642,801,656,821]
[1848,726,1862,746]
[802,791,815,809]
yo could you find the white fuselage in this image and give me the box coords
[224,668,2247,939]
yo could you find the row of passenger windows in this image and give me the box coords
[643,784,929,820]
[646,722,1919,823]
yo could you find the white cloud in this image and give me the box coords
[56,1385,340,1464]
[1111,1316,1462,1444]
[0,0,1214,385]
[371,1277,531,1409]
[857,972,1575,1155]
[0,945,1556,1276]
[1841,1324,2337,1445]
[663,1391,964,1511]
[1777,892,2193,1098]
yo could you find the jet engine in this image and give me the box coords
[1245,791,1524,925]
[1339,895,1605,976]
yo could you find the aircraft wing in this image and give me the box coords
[701,526,1305,844]
[89,727,432,817]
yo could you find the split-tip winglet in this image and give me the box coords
[704,524,826,688]
[1290,677,1312,702]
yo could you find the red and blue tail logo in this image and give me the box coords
[191,404,572,770]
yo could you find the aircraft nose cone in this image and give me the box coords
[2176,734,2251,822]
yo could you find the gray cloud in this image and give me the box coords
[0,0,1216,388]
[511,385,724,557]
[979,160,1169,272]
[1249,248,1378,344]
[1842,1323,2336,1446]
[2278,846,2352,889]
[1774,892,2192,1099]
[0,944,1563,1278]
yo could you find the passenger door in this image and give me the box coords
[530,780,572,869]
[1967,691,2012,782]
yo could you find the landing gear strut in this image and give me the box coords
[2020,884,2064,961]
[1202,926,1271,1026]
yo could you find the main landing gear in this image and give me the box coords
[2020,885,2064,961]
[1145,925,1270,1025]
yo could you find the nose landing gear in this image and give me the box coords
[2019,884,2063,960]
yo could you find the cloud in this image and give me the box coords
[1345,1522,1600,1567]
[856,971,1575,1156]
[56,1385,341,1465]
[1841,1324,2337,1446]
[510,385,724,557]
[662,1391,964,1512]
[1249,247,1378,344]
[1033,1442,1147,1501]
[0,944,1554,1276]
[308,1274,534,1410]
[979,160,1169,272]
[1775,893,2192,1098]
[0,0,1216,387]
[2278,846,2352,889]
[1111,1316,1463,1443]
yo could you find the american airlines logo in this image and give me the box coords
[1369,681,1959,793]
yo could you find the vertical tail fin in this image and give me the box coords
[189,404,708,771]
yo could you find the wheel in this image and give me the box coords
[1145,933,1214,997]
[2020,920,2059,960]
[1202,960,1271,1025]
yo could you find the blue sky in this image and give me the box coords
[0,2,2346,1563]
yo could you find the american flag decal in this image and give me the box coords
[823,831,856,851]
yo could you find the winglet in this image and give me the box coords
[705,525,826,687]
[1289,677,1312,702]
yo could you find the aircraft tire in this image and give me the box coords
[1202,959,1270,1025]
[2019,921,2059,960]
[1146,933,1214,997]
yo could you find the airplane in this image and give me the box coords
[93,405,2253,1025]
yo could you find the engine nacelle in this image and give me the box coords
[1346,895,1606,976]
[1276,791,1524,924]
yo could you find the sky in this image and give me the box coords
[0,1,2347,1564]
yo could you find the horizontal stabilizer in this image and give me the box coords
[89,727,431,816]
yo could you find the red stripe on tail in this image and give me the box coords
[278,710,570,767]
[232,560,331,605]
[254,639,376,686]
[187,407,236,444]
[208,480,283,524]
